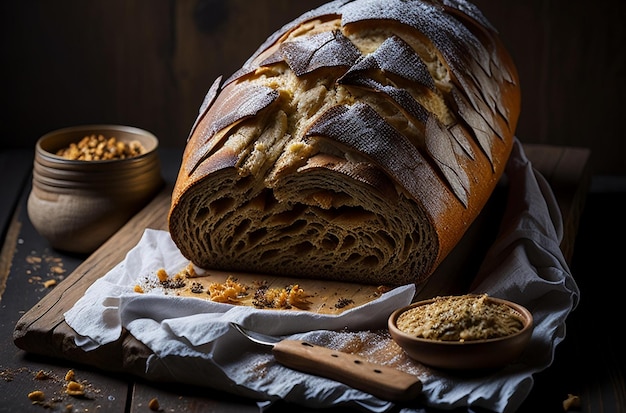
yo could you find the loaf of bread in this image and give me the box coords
[168,0,521,286]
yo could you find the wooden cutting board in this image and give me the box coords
[13,186,176,375]
[11,184,413,375]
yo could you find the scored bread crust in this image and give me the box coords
[168,0,521,286]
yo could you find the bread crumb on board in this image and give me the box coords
[133,262,390,313]
[142,265,313,310]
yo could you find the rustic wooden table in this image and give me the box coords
[1,144,622,413]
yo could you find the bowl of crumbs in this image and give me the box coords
[388,294,533,371]
[27,124,163,254]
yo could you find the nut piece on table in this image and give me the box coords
[563,393,581,411]
[148,397,160,411]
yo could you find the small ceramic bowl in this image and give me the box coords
[27,124,163,254]
[388,294,533,370]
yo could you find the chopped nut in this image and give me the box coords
[156,268,169,282]
[65,380,85,397]
[180,262,198,278]
[51,265,65,274]
[148,397,160,411]
[43,279,57,288]
[56,134,145,161]
[158,270,186,289]
[28,390,45,402]
[251,282,310,309]
[34,370,52,380]
[563,393,581,411]
[26,256,42,264]
[209,276,248,303]
[64,369,75,381]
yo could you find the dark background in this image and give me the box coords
[1,0,625,176]
[1,3,625,411]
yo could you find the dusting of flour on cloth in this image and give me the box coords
[64,138,579,413]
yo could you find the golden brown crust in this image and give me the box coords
[169,0,520,285]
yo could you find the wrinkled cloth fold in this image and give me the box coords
[65,138,579,413]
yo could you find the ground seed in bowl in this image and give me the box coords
[396,294,525,342]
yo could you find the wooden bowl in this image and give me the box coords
[27,124,163,254]
[388,294,533,371]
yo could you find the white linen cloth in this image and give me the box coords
[64,138,580,413]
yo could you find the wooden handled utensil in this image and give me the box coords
[230,322,422,402]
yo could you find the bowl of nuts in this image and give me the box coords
[388,294,533,371]
[27,124,163,254]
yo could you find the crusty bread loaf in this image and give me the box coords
[168,0,521,286]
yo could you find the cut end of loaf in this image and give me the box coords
[169,162,438,285]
